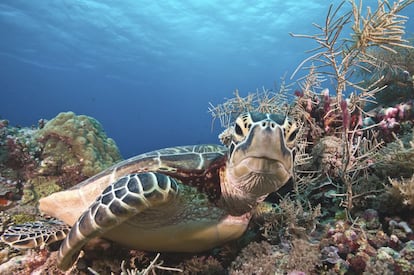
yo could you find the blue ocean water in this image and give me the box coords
[1,0,413,158]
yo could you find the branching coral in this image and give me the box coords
[360,42,414,89]
[208,81,292,129]
[289,0,412,164]
[210,1,413,218]
[292,86,383,213]
[354,38,414,119]
[287,0,413,216]
[291,0,413,99]
[387,176,414,208]
[350,0,414,53]
[119,253,183,275]
[207,1,414,271]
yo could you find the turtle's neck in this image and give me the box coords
[218,166,269,216]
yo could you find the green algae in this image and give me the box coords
[12,214,35,224]
[30,177,62,201]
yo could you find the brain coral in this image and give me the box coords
[35,111,122,188]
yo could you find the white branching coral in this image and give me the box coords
[350,0,414,53]
[208,83,291,129]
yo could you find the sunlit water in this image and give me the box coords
[1,0,413,157]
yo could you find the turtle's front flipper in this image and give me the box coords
[1,219,70,249]
[57,172,179,271]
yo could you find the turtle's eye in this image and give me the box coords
[232,113,253,143]
[282,118,299,149]
[235,124,243,136]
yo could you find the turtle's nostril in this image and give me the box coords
[261,120,276,129]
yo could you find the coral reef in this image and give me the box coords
[0,249,52,274]
[256,198,321,244]
[229,241,282,274]
[0,122,40,181]
[0,111,122,205]
[357,36,414,109]
[177,255,224,275]
[0,177,21,209]
[0,112,122,271]
[229,238,321,274]
[311,136,346,178]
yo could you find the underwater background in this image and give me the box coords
[1,1,414,274]
[1,0,412,158]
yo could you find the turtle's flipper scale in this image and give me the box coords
[57,172,179,271]
[1,219,70,249]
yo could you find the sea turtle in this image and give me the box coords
[1,112,298,271]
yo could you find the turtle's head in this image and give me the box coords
[222,112,297,212]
